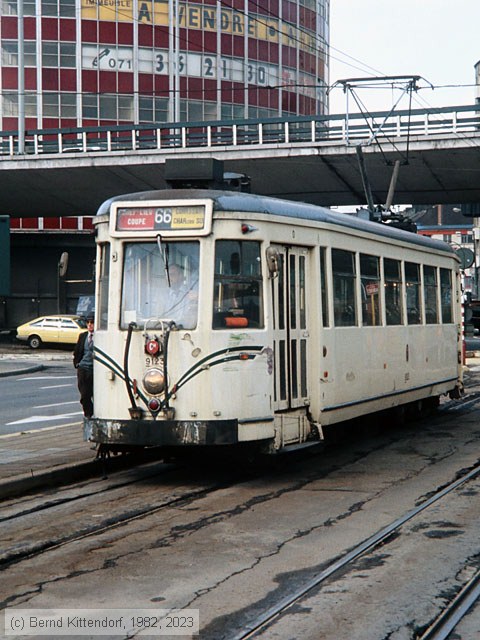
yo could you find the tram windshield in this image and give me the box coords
[121,241,199,329]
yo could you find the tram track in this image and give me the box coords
[2,398,479,637]
[0,482,221,569]
[0,459,257,570]
[418,569,480,640]
[230,461,480,640]
[3,386,479,573]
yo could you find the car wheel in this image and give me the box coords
[28,335,42,349]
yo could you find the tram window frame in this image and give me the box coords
[405,262,421,325]
[319,247,329,327]
[97,243,110,330]
[332,248,357,327]
[440,268,453,323]
[360,253,381,326]
[212,240,264,330]
[423,265,439,324]
[384,258,404,325]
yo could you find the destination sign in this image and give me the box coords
[116,205,206,232]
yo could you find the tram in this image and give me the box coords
[85,189,463,454]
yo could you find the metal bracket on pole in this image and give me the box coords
[331,75,426,148]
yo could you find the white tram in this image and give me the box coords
[85,189,463,454]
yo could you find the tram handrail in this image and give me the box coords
[0,103,479,157]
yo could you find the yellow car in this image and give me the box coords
[16,315,87,349]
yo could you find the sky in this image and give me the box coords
[328,0,480,114]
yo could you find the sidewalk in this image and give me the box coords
[0,344,73,377]
[0,423,98,499]
[0,347,97,499]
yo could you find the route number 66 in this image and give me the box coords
[155,208,172,224]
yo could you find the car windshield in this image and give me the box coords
[121,241,200,329]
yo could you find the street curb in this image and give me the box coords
[0,449,165,501]
[0,364,45,378]
[0,460,102,500]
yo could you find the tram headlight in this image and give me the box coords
[143,367,165,395]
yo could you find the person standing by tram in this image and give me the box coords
[73,314,95,418]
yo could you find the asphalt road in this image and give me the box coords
[0,362,82,435]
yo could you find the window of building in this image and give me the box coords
[42,42,76,68]
[82,95,98,119]
[332,248,356,326]
[41,0,75,17]
[99,95,117,120]
[60,43,76,68]
[1,92,17,116]
[60,93,76,118]
[1,40,36,66]
[118,96,134,122]
[2,0,35,15]
[24,93,37,117]
[43,92,60,118]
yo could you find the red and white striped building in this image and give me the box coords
[1,0,330,130]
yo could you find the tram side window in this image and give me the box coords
[360,254,381,326]
[423,265,438,324]
[405,262,421,324]
[213,240,263,329]
[320,247,329,327]
[440,268,453,323]
[98,243,110,330]
[384,258,403,325]
[332,249,357,327]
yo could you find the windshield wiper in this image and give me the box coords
[156,234,171,286]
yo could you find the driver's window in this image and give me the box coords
[213,240,263,329]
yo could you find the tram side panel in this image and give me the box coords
[316,324,459,426]
[312,268,460,424]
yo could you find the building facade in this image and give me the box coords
[0,0,329,131]
[408,204,476,295]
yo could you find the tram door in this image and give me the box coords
[270,246,309,411]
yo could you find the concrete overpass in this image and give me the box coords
[1,103,480,217]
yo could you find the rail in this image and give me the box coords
[0,103,479,157]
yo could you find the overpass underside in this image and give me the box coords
[1,133,479,217]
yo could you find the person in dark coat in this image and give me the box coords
[73,314,95,418]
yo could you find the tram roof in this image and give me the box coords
[97,188,455,256]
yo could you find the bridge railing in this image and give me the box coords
[0,104,479,157]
